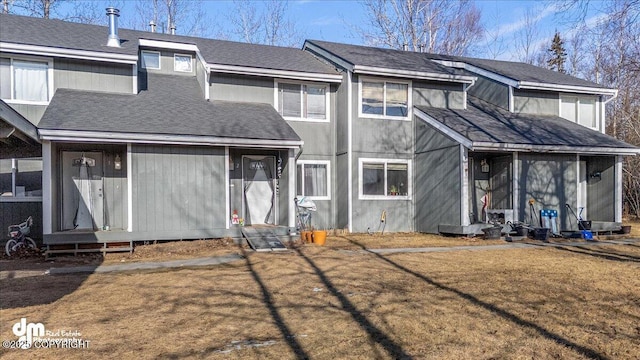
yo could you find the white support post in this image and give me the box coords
[127,143,133,232]
[42,141,52,234]
[615,155,623,222]
[132,64,138,94]
[225,147,230,229]
[347,71,353,232]
[460,145,470,226]
[288,148,296,232]
[512,152,519,221]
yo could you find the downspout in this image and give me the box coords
[462,78,476,110]
[602,90,619,135]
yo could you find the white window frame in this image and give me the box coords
[141,50,161,70]
[1,55,54,105]
[358,158,412,200]
[358,76,412,121]
[296,160,331,200]
[559,94,599,130]
[274,80,330,122]
[173,53,193,73]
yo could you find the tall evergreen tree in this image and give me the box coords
[547,31,567,73]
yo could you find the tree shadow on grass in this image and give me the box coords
[293,248,413,360]
[346,239,609,360]
[241,248,310,360]
[549,245,640,263]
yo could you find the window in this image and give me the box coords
[174,54,192,72]
[0,158,43,200]
[359,159,410,199]
[141,51,160,69]
[277,82,328,121]
[1,57,51,103]
[360,79,410,119]
[560,95,597,129]
[296,161,330,199]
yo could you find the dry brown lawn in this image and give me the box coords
[1,233,639,359]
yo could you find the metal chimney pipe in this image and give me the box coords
[106,7,121,47]
[420,44,425,53]
[149,20,156,33]
[170,23,176,35]
[402,43,408,51]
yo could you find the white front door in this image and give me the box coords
[242,156,276,225]
[61,151,104,230]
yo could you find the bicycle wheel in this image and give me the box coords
[25,237,37,251]
[5,239,17,257]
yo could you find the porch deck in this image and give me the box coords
[439,222,623,237]
[43,226,293,257]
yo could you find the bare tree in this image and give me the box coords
[129,0,208,36]
[13,0,60,18]
[359,0,484,55]
[228,0,302,47]
[512,8,541,64]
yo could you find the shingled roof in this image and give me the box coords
[0,13,338,75]
[305,39,467,77]
[427,53,612,91]
[416,97,637,153]
[38,74,301,143]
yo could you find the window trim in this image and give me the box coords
[173,53,193,73]
[559,94,599,130]
[358,158,412,200]
[1,54,54,105]
[274,79,330,123]
[358,76,412,121]
[141,50,161,70]
[296,160,331,200]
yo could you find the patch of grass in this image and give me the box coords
[1,238,639,359]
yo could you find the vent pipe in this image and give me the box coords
[149,20,156,33]
[402,43,408,51]
[106,7,121,47]
[420,44,425,53]
[170,23,176,35]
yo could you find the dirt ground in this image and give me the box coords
[1,227,639,359]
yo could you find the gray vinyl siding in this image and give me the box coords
[140,49,196,77]
[195,56,207,97]
[54,58,132,93]
[210,73,274,104]
[5,103,47,126]
[335,153,348,229]
[0,200,43,241]
[415,118,461,233]
[336,72,348,155]
[513,89,559,115]
[131,145,226,234]
[585,156,615,221]
[517,153,576,229]
[468,75,509,110]
[413,80,465,109]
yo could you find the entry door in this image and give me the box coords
[61,151,104,230]
[242,156,276,225]
[490,156,512,209]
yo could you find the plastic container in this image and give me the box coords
[482,226,502,240]
[301,231,312,243]
[619,225,631,234]
[533,228,550,241]
[312,230,327,245]
[579,220,592,230]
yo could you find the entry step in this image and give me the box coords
[241,227,288,252]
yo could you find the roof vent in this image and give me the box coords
[402,43,408,51]
[106,7,121,47]
[149,20,156,33]
[170,23,176,35]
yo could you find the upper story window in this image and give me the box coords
[359,158,411,200]
[360,77,411,119]
[174,54,192,72]
[141,50,161,70]
[276,81,329,121]
[0,57,51,104]
[560,95,597,129]
[296,160,330,200]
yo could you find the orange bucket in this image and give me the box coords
[312,230,327,246]
[301,231,312,243]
